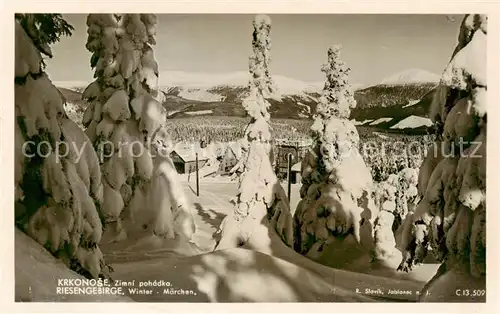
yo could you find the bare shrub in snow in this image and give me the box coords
[83,14,195,243]
[215,15,294,251]
[399,14,487,301]
[14,16,109,279]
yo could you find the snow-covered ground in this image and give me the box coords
[16,177,440,302]
[369,117,393,125]
[390,115,433,129]
[402,99,421,108]
[352,119,373,125]
[15,229,132,302]
[296,101,311,114]
[373,132,390,139]
[184,110,214,116]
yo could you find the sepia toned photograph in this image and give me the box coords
[11,11,488,305]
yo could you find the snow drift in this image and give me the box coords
[15,228,132,302]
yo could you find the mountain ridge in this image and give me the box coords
[379,68,441,85]
[55,68,439,131]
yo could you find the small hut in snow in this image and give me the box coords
[290,161,302,184]
[170,148,209,174]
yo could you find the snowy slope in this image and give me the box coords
[160,71,329,104]
[403,99,421,108]
[369,117,393,125]
[98,182,432,303]
[51,80,90,90]
[380,68,440,85]
[390,115,433,129]
[15,228,132,302]
[351,119,373,125]
[160,70,325,95]
[53,72,435,126]
[185,110,214,116]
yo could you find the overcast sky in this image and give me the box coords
[45,14,463,86]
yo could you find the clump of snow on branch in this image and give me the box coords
[399,14,487,300]
[15,19,108,279]
[83,14,195,243]
[215,14,294,252]
[293,46,396,266]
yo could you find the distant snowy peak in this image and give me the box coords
[380,68,440,85]
[160,70,325,95]
[52,81,90,90]
[160,71,249,88]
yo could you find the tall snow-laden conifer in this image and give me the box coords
[83,14,195,242]
[15,14,109,279]
[293,46,399,267]
[215,15,294,251]
[399,14,486,301]
[312,45,356,123]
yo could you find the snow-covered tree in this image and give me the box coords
[15,14,74,66]
[375,168,420,231]
[374,168,420,263]
[312,45,356,124]
[15,15,109,279]
[399,14,487,301]
[83,14,195,243]
[293,46,399,266]
[215,15,294,251]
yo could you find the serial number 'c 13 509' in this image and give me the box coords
[455,289,486,297]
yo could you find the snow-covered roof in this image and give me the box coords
[291,162,301,172]
[171,148,209,163]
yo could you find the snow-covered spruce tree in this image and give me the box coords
[83,14,195,242]
[14,14,110,279]
[399,14,486,301]
[215,15,294,251]
[293,46,399,266]
[375,168,419,253]
[376,168,419,229]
